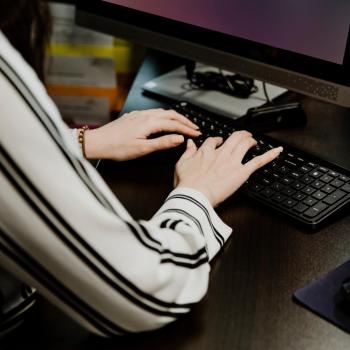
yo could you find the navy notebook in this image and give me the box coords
[294,260,350,333]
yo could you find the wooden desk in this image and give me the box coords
[3,51,350,349]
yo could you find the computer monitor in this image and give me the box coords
[76,0,350,107]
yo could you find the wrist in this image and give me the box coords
[83,129,103,160]
[176,183,216,207]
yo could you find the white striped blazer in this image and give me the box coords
[0,31,232,336]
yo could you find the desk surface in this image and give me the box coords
[3,51,350,349]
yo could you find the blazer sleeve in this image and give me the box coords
[0,31,232,337]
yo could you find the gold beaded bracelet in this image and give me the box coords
[77,125,89,159]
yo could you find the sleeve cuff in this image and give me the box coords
[153,187,233,260]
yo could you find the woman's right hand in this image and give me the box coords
[174,131,283,207]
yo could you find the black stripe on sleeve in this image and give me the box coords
[137,223,207,261]
[160,256,208,268]
[128,223,207,268]
[165,194,225,247]
[169,220,183,230]
[156,209,205,238]
[160,219,171,228]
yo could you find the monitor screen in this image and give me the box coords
[103,0,349,65]
[76,0,350,106]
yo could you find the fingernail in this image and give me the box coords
[175,135,184,144]
[276,146,283,153]
[188,139,194,146]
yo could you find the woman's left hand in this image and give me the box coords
[83,109,201,161]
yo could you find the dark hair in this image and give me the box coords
[0,0,51,81]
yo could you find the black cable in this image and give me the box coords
[218,68,235,92]
[262,81,272,104]
[187,67,258,98]
[185,61,196,81]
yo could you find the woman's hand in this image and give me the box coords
[84,109,200,161]
[174,131,283,207]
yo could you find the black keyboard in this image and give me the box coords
[174,101,350,227]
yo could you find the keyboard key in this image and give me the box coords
[261,188,275,198]
[300,166,311,173]
[339,175,350,182]
[330,179,345,188]
[304,202,328,218]
[271,172,281,180]
[310,170,323,178]
[293,203,308,213]
[290,171,302,179]
[268,161,278,170]
[260,178,272,186]
[320,174,334,183]
[341,183,350,193]
[318,166,329,173]
[293,192,306,201]
[278,166,290,174]
[273,183,285,192]
[307,162,318,168]
[302,186,316,195]
[322,184,336,194]
[281,177,294,185]
[251,183,263,192]
[312,191,326,200]
[291,181,305,190]
[261,168,271,176]
[311,180,325,189]
[273,193,287,203]
[301,175,314,185]
[303,197,318,206]
[323,190,346,205]
[282,188,296,196]
[284,159,298,168]
[254,145,264,154]
[283,199,297,208]
[329,171,339,177]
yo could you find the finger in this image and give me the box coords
[199,137,224,152]
[159,109,199,130]
[146,134,185,153]
[243,147,283,176]
[232,137,257,162]
[221,130,252,154]
[178,139,198,162]
[153,119,201,137]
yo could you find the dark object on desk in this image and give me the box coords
[185,60,258,99]
[174,101,350,227]
[340,277,350,308]
[294,260,350,334]
[241,102,307,133]
[0,267,36,338]
[189,71,258,99]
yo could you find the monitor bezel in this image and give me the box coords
[76,0,350,88]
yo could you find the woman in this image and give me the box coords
[0,0,282,336]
